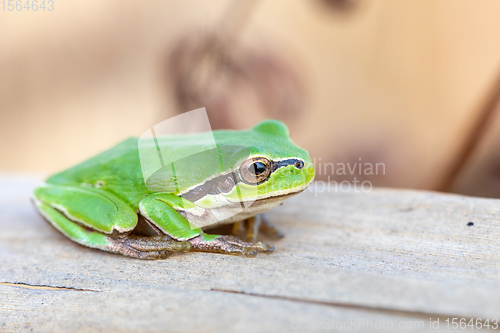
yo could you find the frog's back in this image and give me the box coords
[46,137,145,190]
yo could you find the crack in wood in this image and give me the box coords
[209,287,481,322]
[0,282,101,292]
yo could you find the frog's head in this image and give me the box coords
[208,119,315,206]
[147,120,314,210]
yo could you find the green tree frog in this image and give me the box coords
[32,120,315,259]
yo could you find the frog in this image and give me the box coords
[32,119,315,259]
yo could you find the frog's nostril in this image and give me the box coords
[295,161,304,169]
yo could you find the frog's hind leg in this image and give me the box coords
[33,184,190,259]
[138,193,273,257]
[189,234,274,258]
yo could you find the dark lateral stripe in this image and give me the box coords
[181,172,237,203]
[270,158,302,173]
[181,158,304,203]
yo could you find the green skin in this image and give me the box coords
[32,120,315,259]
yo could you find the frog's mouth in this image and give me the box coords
[247,186,308,204]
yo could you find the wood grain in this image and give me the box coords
[1,175,499,332]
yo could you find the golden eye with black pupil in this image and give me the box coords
[295,160,304,169]
[249,162,266,175]
[239,157,271,184]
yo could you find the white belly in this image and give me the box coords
[181,198,285,230]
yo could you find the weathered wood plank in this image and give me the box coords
[1,175,500,332]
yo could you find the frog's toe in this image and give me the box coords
[225,236,274,252]
[235,215,284,242]
[107,235,191,259]
[107,241,169,259]
[125,235,192,252]
[132,250,169,260]
[260,216,284,239]
[231,221,247,240]
[189,235,274,257]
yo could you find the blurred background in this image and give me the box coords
[2,0,500,197]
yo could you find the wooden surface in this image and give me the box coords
[2,174,500,332]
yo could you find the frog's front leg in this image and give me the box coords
[258,215,285,240]
[139,193,274,257]
[232,215,285,242]
[33,184,190,259]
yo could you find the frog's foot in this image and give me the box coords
[107,235,192,260]
[259,215,285,240]
[189,234,274,258]
[232,215,284,243]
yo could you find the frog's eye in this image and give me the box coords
[239,157,272,184]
